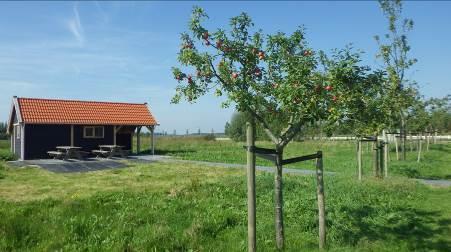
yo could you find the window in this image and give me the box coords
[15,125,20,139]
[83,126,104,138]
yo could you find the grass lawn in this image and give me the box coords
[0,138,450,251]
[137,136,451,180]
[0,161,450,251]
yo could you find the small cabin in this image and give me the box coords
[7,96,158,160]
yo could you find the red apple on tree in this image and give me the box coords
[254,67,261,76]
[216,40,223,49]
[232,72,239,79]
[325,85,332,91]
[202,31,209,40]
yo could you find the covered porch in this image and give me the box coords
[133,125,157,155]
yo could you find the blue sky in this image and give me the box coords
[1,1,450,134]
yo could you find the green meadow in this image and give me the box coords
[0,138,450,251]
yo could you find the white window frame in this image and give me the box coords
[15,125,20,139]
[83,126,104,139]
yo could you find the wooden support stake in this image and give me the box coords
[434,130,437,144]
[394,135,399,160]
[417,132,422,163]
[426,131,430,151]
[383,131,388,178]
[372,137,379,177]
[357,140,362,181]
[316,151,326,250]
[409,132,413,152]
[246,121,256,252]
[379,141,384,178]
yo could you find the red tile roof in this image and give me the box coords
[17,98,157,126]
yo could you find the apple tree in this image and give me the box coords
[375,0,417,161]
[172,7,368,250]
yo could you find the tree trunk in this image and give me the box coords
[372,137,378,177]
[274,149,284,250]
[409,132,413,152]
[417,132,422,163]
[383,130,388,178]
[379,141,384,178]
[246,121,256,252]
[401,115,406,160]
[357,140,362,180]
[394,134,399,160]
[316,151,326,249]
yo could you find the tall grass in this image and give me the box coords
[0,163,450,251]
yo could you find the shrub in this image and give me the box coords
[0,150,16,161]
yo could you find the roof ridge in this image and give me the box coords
[17,97,148,106]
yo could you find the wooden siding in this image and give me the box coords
[22,123,133,160]
[73,125,114,151]
[116,133,132,150]
[24,124,71,159]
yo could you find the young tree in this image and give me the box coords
[375,0,417,161]
[427,95,451,133]
[338,68,390,178]
[172,7,366,249]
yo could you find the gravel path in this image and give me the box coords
[129,155,335,175]
[130,155,450,187]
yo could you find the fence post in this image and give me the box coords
[316,151,326,250]
[246,121,256,252]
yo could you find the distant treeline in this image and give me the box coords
[225,106,451,142]
[0,122,7,140]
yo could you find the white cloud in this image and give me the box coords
[67,4,85,45]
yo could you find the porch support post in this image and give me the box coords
[21,124,25,160]
[113,126,117,145]
[136,126,142,154]
[70,125,74,147]
[10,129,13,153]
[150,125,155,155]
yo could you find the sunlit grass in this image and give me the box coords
[136,136,451,179]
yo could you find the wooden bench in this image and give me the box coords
[75,151,90,160]
[47,151,65,160]
[92,150,110,158]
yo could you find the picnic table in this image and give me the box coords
[94,145,129,158]
[48,146,83,160]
